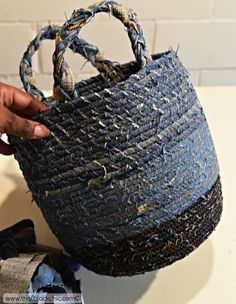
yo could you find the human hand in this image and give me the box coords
[0,83,50,155]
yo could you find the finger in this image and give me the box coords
[0,106,50,140]
[0,83,47,117]
[0,139,14,155]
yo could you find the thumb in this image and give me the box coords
[0,105,50,139]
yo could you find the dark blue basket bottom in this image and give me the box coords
[65,176,222,276]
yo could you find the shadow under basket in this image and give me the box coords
[9,1,223,277]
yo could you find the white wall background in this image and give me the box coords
[0,0,236,89]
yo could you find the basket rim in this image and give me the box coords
[36,50,175,116]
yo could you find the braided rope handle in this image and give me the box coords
[53,0,152,101]
[20,24,120,100]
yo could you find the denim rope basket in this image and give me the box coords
[9,0,223,277]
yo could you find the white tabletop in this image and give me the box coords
[0,87,235,304]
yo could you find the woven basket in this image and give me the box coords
[9,1,223,277]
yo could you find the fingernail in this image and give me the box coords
[33,125,50,139]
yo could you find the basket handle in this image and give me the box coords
[53,0,152,101]
[20,24,120,100]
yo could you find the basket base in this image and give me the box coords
[65,176,222,277]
